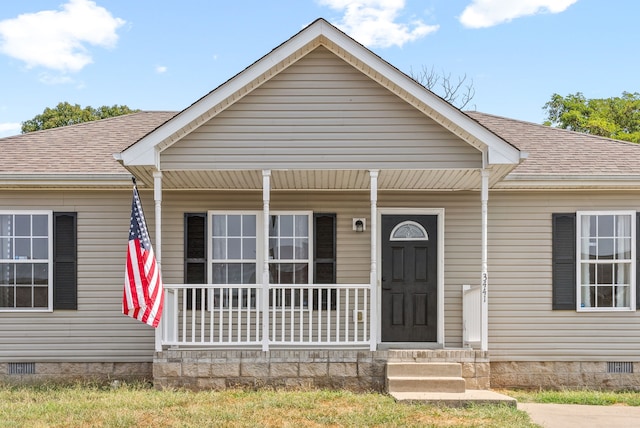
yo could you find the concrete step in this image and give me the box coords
[387,362,462,378]
[387,376,466,393]
[390,390,517,407]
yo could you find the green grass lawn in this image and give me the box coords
[0,383,536,428]
[502,388,640,406]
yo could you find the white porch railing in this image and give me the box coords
[462,284,482,348]
[162,284,371,349]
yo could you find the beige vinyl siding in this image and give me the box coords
[161,47,481,171]
[488,190,640,362]
[0,190,155,363]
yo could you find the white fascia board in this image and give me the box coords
[120,22,328,168]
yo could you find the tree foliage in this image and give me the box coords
[21,102,140,133]
[543,92,640,143]
[410,66,475,109]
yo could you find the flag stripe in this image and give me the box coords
[123,185,164,328]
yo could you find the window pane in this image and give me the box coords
[280,238,293,259]
[0,263,14,285]
[16,286,32,307]
[16,264,32,285]
[280,215,293,236]
[212,237,226,259]
[15,215,30,236]
[243,238,256,259]
[33,286,48,307]
[295,215,308,236]
[15,238,30,259]
[293,264,308,284]
[212,263,226,283]
[599,215,614,237]
[0,238,12,259]
[597,264,613,285]
[596,286,613,307]
[294,238,308,259]
[228,237,241,259]
[33,238,48,260]
[598,238,613,260]
[617,237,632,260]
[0,286,14,308]
[615,264,630,285]
[32,215,48,236]
[243,215,256,236]
[615,285,630,307]
[0,215,12,236]
[617,215,631,237]
[228,215,241,236]
[212,215,226,236]
[227,263,242,284]
[242,264,256,284]
[34,264,48,285]
[269,238,278,259]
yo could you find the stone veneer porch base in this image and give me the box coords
[153,349,490,391]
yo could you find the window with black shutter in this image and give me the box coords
[53,212,77,310]
[313,213,336,310]
[184,213,206,309]
[552,213,576,310]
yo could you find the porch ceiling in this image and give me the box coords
[130,167,512,191]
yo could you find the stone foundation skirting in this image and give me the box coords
[491,361,640,390]
[153,349,490,391]
[0,362,152,385]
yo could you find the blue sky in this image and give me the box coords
[0,0,637,137]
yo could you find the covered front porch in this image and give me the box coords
[140,168,495,354]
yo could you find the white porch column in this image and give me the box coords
[369,170,379,351]
[480,169,489,352]
[153,170,163,352]
[261,170,271,352]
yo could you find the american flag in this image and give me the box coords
[123,184,164,328]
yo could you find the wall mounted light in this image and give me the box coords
[352,218,366,232]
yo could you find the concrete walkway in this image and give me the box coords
[519,403,640,428]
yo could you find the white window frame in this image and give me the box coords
[206,210,313,309]
[207,211,262,310]
[576,210,636,312]
[0,210,53,312]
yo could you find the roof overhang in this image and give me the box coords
[118,18,521,171]
[0,173,133,189]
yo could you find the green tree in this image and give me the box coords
[543,92,640,143]
[21,102,139,133]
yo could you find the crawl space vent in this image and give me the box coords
[8,362,36,375]
[607,362,633,374]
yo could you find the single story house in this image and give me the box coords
[2,18,640,391]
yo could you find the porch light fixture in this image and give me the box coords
[353,218,366,232]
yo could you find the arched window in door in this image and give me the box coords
[389,220,428,241]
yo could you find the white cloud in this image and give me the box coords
[317,0,439,48]
[459,0,578,29]
[0,122,21,138]
[0,0,125,73]
[156,65,167,74]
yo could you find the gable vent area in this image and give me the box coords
[8,362,36,375]
[607,362,633,374]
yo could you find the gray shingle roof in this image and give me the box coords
[3,109,640,180]
[0,111,176,174]
[467,111,640,176]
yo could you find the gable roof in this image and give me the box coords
[467,112,640,188]
[119,18,521,169]
[0,111,175,187]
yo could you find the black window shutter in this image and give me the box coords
[313,213,336,310]
[552,213,576,310]
[53,212,77,310]
[185,213,206,309]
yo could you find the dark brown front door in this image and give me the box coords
[381,215,437,342]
